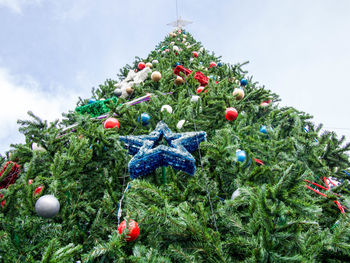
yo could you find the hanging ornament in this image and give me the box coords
[254,158,265,166]
[152,59,159,64]
[35,195,60,218]
[140,113,150,126]
[232,88,244,100]
[138,62,146,70]
[28,179,33,185]
[145,62,152,68]
[225,107,238,121]
[191,95,200,102]
[174,76,184,86]
[231,188,241,200]
[32,143,46,152]
[192,51,198,58]
[88,98,96,104]
[176,120,186,129]
[104,118,120,129]
[113,88,123,97]
[260,125,268,134]
[118,219,140,242]
[173,45,180,52]
[0,161,21,190]
[170,41,175,45]
[196,86,207,94]
[126,86,134,95]
[236,150,247,162]
[240,78,248,86]
[151,71,162,82]
[209,62,217,68]
[217,62,222,67]
[120,121,206,179]
[34,185,44,196]
[260,100,272,107]
[161,105,173,114]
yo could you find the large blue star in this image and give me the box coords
[120,121,206,179]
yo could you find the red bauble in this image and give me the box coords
[28,179,33,185]
[138,62,146,70]
[254,158,265,166]
[34,185,44,196]
[192,51,198,58]
[104,118,120,129]
[118,219,140,242]
[225,107,238,121]
[196,86,207,94]
[209,62,217,68]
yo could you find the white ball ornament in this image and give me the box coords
[173,45,180,52]
[161,105,173,114]
[170,41,175,46]
[191,95,200,102]
[231,188,241,200]
[145,62,153,68]
[152,59,159,64]
[35,195,60,218]
[32,143,46,152]
[232,88,245,100]
[176,120,186,129]
[151,71,162,82]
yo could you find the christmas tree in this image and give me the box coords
[1,29,350,262]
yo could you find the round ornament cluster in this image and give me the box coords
[35,195,60,218]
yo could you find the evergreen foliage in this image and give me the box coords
[0,30,349,262]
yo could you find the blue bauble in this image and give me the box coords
[217,62,222,67]
[209,75,216,80]
[240,78,248,86]
[140,113,151,125]
[88,98,96,104]
[260,125,268,134]
[182,30,186,34]
[175,62,180,66]
[236,150,247,162]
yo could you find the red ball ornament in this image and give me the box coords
[225,107,238,121]
[34,185,44,196]
[118,219,140,242]
[28,179,33,185]
[192,51,198,58]
[196,86,207,94]
[104,118,120,129]
[209,62,217,68]
[138,62,146,70]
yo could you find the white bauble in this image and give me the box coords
[176,120,186,129]
[161,105,173,114]
[35,195,60,218]
[191,95,200,102]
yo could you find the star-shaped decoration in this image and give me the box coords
[120,121,206,179]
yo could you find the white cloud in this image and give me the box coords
[0,0,42,14]
[0,67,78,153]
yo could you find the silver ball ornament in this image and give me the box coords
[113,88,123,97]
[35,195,60,218]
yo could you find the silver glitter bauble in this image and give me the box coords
[35,195,60,218]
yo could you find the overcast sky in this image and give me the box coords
[1,0,350,154]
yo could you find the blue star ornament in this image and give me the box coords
[120,121,206,179]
